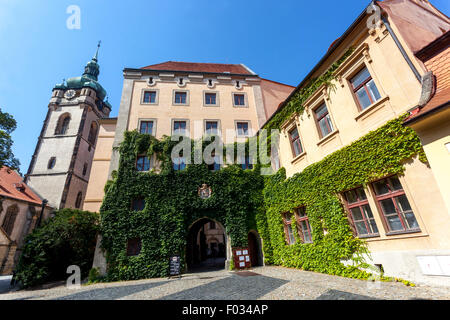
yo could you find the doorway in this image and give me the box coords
[186,218,226,272]
[248,231,263,267]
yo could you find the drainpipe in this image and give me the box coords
[36,199,48,229]
[380,12,422,83]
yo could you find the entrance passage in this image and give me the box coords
[248,231,263,267]
[186,218,226,272]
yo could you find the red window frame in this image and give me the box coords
[136,155,151,171]
[282,213,296,245]
[175,92,187,104]
[371,176,420,234]
[288,127,303,157]
[205,93,216,105]
[236,122,249,136]
[234,94,245,106]
[314,103,333,138]
[205,121,218,134]
[350,67,379,110]
[139,121,154,135]
[343,186,379,238]
[173,121,187,135]
[294,207,312,243]
[143,91,156,103]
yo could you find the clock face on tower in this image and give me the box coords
[64,89,76,100]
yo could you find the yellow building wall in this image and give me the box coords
[83,121,116,213]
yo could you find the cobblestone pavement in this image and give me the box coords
[1,266,449,300]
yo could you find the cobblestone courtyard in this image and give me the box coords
[1,266,449,300]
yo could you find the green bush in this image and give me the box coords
[13,209,99,288]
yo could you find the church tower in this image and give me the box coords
[25,43,112,209]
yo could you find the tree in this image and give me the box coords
[0,108,20,170]
[13,209,99,288]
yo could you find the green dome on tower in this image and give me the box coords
[54,41,110,109]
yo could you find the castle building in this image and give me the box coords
[271,0,450,286]
[83,61,294,212]
[25,44,112,210]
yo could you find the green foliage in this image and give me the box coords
[260,115,426,279]
[0,108,20,170]
[13,209,99,288]
[100,131,266,281]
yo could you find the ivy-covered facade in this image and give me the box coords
[89,1,450,287]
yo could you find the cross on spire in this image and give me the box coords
[94,40,101,61]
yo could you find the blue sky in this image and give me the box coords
[0,0,449,173]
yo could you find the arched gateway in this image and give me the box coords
[186,218,228,272]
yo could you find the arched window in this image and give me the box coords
[48,157,56,169]
[88,122,98,145]
[1,205,19,237]
[55,114,71,135]
[75,192,83,209]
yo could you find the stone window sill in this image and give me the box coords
[291,152,307,164]
[354,96,390,121]
[317,130,339,147]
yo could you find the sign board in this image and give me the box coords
[417,255,450,276]
[232,247,251,269]
[169,255,181,276]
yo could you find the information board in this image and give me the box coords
[232,247,251,269]
[169,255,181,276]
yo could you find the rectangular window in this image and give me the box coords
[315,103,334,138]
[283,213,296,245]
[136,155,152,171]
[343,187,379,237]
[132,198,146,212]
[205,93,217,105]
[173,121,187,135]
[127,238,142,256]
[372,176,420,233]
[174,91,187,104]
[173,157,186,171]
[295,207,312,243]
[234,94,246,106]
[351,66,381,110]
[236,122,249,137]
[240,155,254,170]
[143,91,157,104]
[205,121,219,135]
[139,121,154,135]
[289,127,303,157]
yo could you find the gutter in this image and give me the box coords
[403,100,450,126]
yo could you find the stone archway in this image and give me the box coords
[186,218,227,272]
[248,230,264,267]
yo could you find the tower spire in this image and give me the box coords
[93,40,101,62]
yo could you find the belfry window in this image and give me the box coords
[75,192,83,209]
[88,122,98,145]
[56,114,71,135]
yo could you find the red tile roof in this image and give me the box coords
[405,31,450,123]
[0,167,43,205]
[141,61,254,75]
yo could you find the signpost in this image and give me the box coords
[169,255,181,278]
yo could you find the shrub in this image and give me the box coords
[13,209,99,288]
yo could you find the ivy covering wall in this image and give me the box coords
[98,45,426,282]
[99,132,267,281]
[260,115,426,279]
